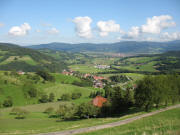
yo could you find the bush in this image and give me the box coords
[56,103,76,120]
[3,97,13,107]
[72,92,82,100]
[49,93,55,102]
[76,102,99,119]
[36,70,55,82]
[39,94,49,103]
[15,109,29,119]
[28,88,37,97]
[61,93,71,101]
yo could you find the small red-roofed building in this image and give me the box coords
[92,96,107,107]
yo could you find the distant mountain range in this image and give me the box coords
[27,40,180,54]
[0,43,67,72]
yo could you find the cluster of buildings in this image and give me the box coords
[94,65,110,69]
[62,70,107,88]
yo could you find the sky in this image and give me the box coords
[0,0,180,45]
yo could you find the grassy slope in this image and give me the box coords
[0,105,145,135]
[0,71,98,106]
[79,108,180,135]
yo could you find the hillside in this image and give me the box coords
[27,40,180,54]
[0,43,67,72]
[108,50,180,74]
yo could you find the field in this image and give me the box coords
[79,108,180,135]
[0,104,145,135]
[0,71,99,106]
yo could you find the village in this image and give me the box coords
[62,69,107,88]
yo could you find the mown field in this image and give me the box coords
[78,108,180,135]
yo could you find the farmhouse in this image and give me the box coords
[92,96,107,107]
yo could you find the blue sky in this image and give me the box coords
[0,0,180,45]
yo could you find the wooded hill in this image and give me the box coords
[0,43,67,72]
[27,40,180,54]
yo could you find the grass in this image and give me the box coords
[78,108,180,135]
[0,55,37,65]
[69,64,112,73]
[0,106,145,135]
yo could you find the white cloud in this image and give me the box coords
[97,20,121,36]
[47,27,59,34]
[8,23,31,36]
[160,32,180,41]
[73,16,92,38]
[141,15,176,34]
[122,26,141,39]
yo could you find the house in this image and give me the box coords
[84,73,91,78]
[93,80,104,88]
[93,76,105,80]
[18,71,25,75]
[92,96,107,107]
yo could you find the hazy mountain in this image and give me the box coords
[27,40,180,54]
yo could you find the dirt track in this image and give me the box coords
[37,104,180,135]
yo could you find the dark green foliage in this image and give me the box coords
[28,88,37,98]
[3,97,13,107]
[36,70,55,82]
[134,75,180,111]
[72,79,93,87]
[39,94,49,103]
[76,102,99,119]
[89,91,103,98]
[61,93,71,101]
[104,85,113,98]
[48,93,55,102]
[56,103,76,120]
[110,75,130,83]
[72,92,82,100]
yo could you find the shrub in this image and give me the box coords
[49,93,55,102]
[56,103,76,120]
[15,109,29,119]
[28,88,37,97]
[76,102,99,119]
[39,94,49,103]
[10,107,21,115]
[72,92,82,100]
[3,97,13,107]
[61,93,71,101]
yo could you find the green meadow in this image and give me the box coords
[78,108,180,135]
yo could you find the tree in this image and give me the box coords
[28,88,37,98]
[39,94,49,103]
[72,92,82,100]
[76,102,99,119]
[49,93,55,102]
[3,97,13,107]
[56,103,76,120]
[61,93,71,101]
[36,70,55,82]
[111,86,128,113]
[104,85,113,98]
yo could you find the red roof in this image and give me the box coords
[93,76,105,80]
[92,96,107,107]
